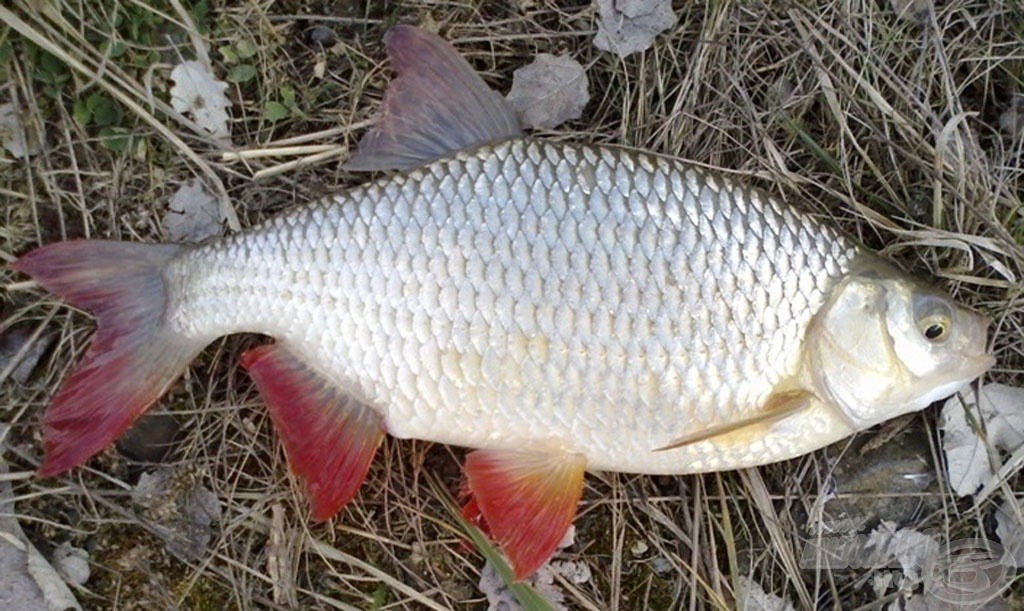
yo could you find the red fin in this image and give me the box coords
[462,447,586,580]
[11,240,199,476]
[344,25,522,172]
[242,344,384,521]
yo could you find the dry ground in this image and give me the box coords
[1,1,1023,609]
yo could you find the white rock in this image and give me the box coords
[53,542,90,586]
[0,425,82,610]
[736,575,796,611]
[0,102,42,158]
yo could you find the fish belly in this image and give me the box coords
[165,139,858,473]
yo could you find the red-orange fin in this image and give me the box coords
[11,240,201,477]
[462,446,586,580]
[241,344,384,521]
[343,25,522,172]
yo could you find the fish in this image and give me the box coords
[10,26,994,579]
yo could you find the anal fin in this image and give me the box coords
[654,389,813,452]
[462,446,586,580]
[242,344,384,521]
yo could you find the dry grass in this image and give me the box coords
[1,0,1022,609]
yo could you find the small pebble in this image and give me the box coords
[1000,95,1024,141]
[53,542,90,586]
[552,560,592,585]
[307,26,335,46]
[0,328,52,384]
[133,466,221,561]
[652,557,672,574]
[824,420,939,529]
[116,412,181,463]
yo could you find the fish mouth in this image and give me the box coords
[958,312,996,381]
[902,352,994,414]
[931,351,995,395]
[965,353,997,380]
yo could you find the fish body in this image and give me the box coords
[169,138,860,474]
[12,26,994,579]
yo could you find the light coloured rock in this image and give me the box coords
[0,425,82,610]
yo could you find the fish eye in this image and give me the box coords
[919,315,951,342]
[913,295,954,343]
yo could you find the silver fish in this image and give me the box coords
[12,26,993,579]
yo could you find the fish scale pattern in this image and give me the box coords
[167,139,860,473]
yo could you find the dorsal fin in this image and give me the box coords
[344,25,523,172]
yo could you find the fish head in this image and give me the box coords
[807,261,994,430]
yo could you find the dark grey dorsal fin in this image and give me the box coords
[344,25,523,172]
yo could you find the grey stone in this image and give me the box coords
[0,425,82,610]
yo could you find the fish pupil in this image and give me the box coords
[924,323,946,340]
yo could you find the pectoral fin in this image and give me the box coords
[654,389,813,452]
[242,344,385,521]
[461,446,586,580]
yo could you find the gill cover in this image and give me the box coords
[806,263,993,429]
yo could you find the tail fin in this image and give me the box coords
[11,240,203,476]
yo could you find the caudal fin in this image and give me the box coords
[12,240,202,476]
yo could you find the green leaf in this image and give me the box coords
[279,85,296,108]
[33,51,69,91]
[99,126,131,152]
[191,1,210,24]
[93,103,122,127]
[218,44,238,64]
[101,40,127,59]
[39,50,65,75]
[73,99,92,126]
[33,66,55,84]
[227,63,256,83]
[131,136,148,161]
[86,94,123,127]
[369,584,388,610]
[135,50,161,69]
[263,101,289,121]
[235,39,258,59]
